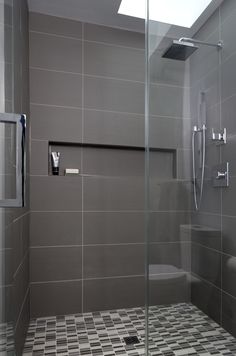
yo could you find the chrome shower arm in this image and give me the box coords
[179,37,223,48]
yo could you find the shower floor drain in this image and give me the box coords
[123,336,140,345]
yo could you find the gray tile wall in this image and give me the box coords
[29,12,147,317]
[0,0,30,355]
[190,0,236,337]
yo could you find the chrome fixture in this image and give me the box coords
[212,162,229,188]
[192,92,207,211]
[162,37,223,61]
[212,128,227,144]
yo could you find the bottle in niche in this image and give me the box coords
[51,152,60,175]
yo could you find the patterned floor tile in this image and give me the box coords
[23,303,236,355]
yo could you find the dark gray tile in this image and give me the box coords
[221,4,236,63]
[149,272,190,306]
[84,76,144,114]
[30,31,82,73]
[15,289,30,356]
[222,291,236,338]
[149,242,191,273]
[30,104,82,141]
[191,243,221,288]
[149,212,191,243]
[149,180,191,211]
[29,12,82,38]
[30,281,82,318]
[223,216,236,257]
[83,212,145,244]
[14,253,29,326]
[83,176,144,211]
[30,246,82,282]
[198,179,221,214]
[149,150,175,179]
[150,84,190,118]
[84,23,144,49]
[30,176,82,211]
[30,140,48,176]
[222,177,236,216]
[149,116,191,149]
[191,214,221,251]
[30,68,82,107]
[83,276,145,312]
[84,244,144,278]
[222,254,236,298]
[176,149,191,179]
[83,109,144,147]
[84,41,144,82]
[30,212,82,246]
[191,274,221,324]
[83,147,144,177]
[221,52,236,101]
[190,31,220,84]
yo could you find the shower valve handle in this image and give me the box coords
[216,171,227,180]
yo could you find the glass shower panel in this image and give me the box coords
[145,1,223,354]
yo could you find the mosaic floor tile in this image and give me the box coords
[23,303,236,355]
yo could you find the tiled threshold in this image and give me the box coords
[23,303,236,355]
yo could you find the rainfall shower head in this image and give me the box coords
[162,37,223,61]
[162,40,198,61]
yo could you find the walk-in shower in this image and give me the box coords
[2,0,236,355]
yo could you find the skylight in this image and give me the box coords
[118,0,213,28]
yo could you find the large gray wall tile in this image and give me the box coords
[84,23,144,49]
[83,277,145,312]
[30,31,82,73]
[84,212,144,244]
[83,109,144,147]
[191,244,221,288]
[29,12,82,38]
[83,176,144,211]
[222,254,236,298]
[30,140,48,176]
[30,176,82,211]
[84,41,144,82]
[30,104,82,142]
[84,244,144,278]
[30,281,82,318]
[222,291,236,338]
[30,212,82,247]
[191,274,221,324]
[84,76,144,114]
[30,68,82,107]
[30,246,82,282]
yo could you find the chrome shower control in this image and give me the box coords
[216,171,227,180]
[212,162,229,187]
[212,128,227,144]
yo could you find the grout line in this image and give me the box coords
[81,22,85,314]
[30,274,145,285]
[29,29,144,52]
[30,243,146,248]
[29,101,191,121]
[14,287,30,332]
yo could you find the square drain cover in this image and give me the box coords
[123,336,140,345]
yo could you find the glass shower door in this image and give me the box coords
[145,1,225,354]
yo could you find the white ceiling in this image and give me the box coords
[27,0,145,32]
